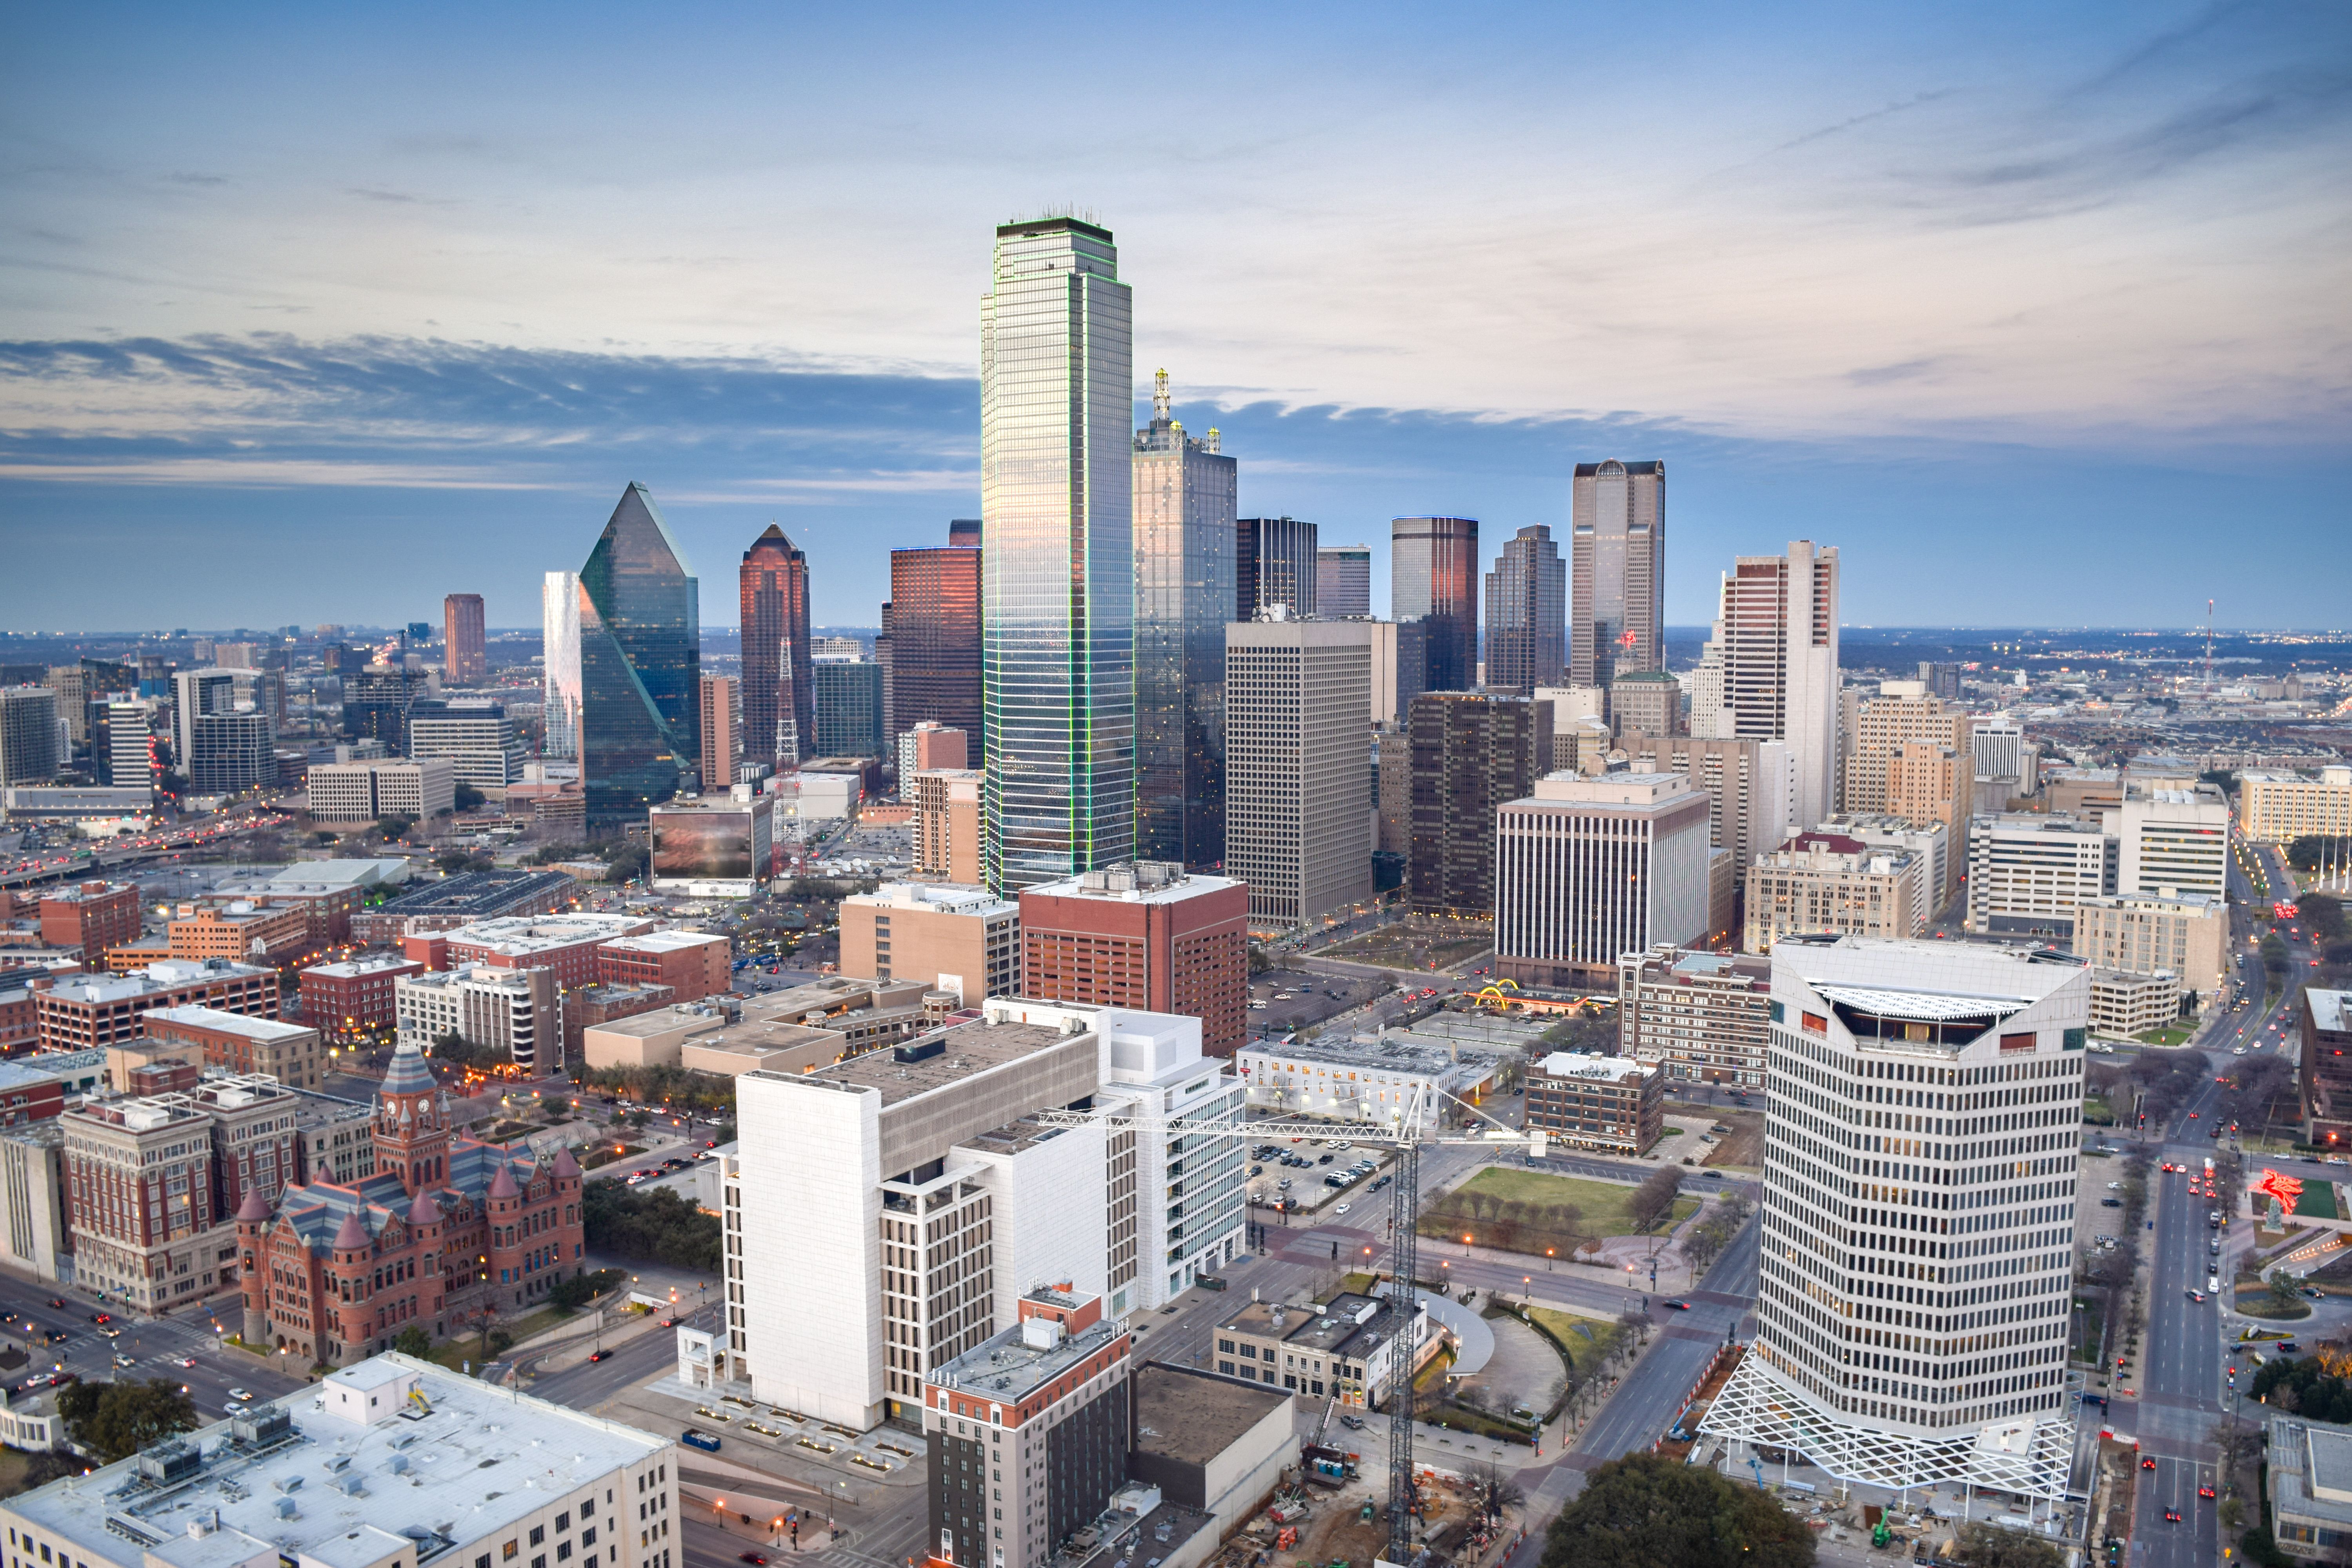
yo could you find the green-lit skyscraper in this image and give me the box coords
[578,482,700,829]
[980,216,1134,891]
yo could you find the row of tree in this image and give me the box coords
[582,1181,722,1271]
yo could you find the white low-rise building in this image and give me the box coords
[1235,1035,1499,1121]
[395,963,559,1070]
[2088,968,2182,1039]
[726,999,1246,1430]
[0,1355,680,1568]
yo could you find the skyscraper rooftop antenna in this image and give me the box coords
[1153,367,1171,423]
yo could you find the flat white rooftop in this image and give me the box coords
[3,1354,669,1568]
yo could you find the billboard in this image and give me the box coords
[653,810,754,883]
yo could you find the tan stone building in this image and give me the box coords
[1839,682,1971,817]
[2240,766,2352,843]
[2075,890,2228,1004]
[912,768,984,884]
[2088,968,2183,1039]
[1743,830,1926,953]
[839,881,1019,1003]
[138,1004,326,1090]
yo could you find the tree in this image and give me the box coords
[453,782,486,811]
[1539,1452,1814,1568]
[55,1378,198,1462]
[2301,892,2346,942]
[1952,1521,2061,1568]
[2210,1416,2261,1491]
[582,1181,722,1271]
[393,1325,431,1358]
[1628,1166,1684,1232]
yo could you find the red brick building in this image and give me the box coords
[32,959,280,1052]
[596,931,730,1002]
[39,882,141,959]
[403,913,651,989]
[238,1042,586,1363]
[299,953,425,1040]
[1018,862,1250,1057]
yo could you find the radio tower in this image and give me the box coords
[2205,598,2216,691]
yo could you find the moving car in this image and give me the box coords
[227,1388,253,1402]
[1662,1299,1692,1311]
[2142,1457,2157,1470]
[2164,1508,2183,1523]
[2186,1290,2206,1303]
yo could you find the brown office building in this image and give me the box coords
[38,881,142,960]
[442,593,486,684]
[913,768,985,885]
[2303,990,2352,1147]
[1406,691,1551,918]
[699,673,740,790]
[1019,862,1249,1056]
[887,534,983,757]
[742,524,814,768]
[1523,1050,1664,1154]
[840,882,1020,1006]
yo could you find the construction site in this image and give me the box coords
[1215,1453,1523,1568]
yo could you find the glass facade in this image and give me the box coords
[1133,372,1236,869]
[541,570,581,760]
[811,659,885,758]
[740,524,812,768]
[1316,546,1372,618]
[1569,459,1665,688]
[1235,517,1316,620]
[1390,517,1479,693]
[981,216,1134,891]
[887,535,983,759]
[1483,524,1566,693]
[578,482,700,828]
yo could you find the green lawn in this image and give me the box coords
[2297,1182,2342,1221]
[1526,1306,1630,1373]
[2135,1026,2194,1048]
[1421,1167,1699,1259]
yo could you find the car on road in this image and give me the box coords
[227,1388,252,1402]
[176,1357,196,1367]
[740,1556,769,1566]
[1662,1299,1692,1311]
[2199,1485,2217,1499]
[46,1298,63,1309]
[2142,1457,2157,1470]
[2187,1290,2206,1303]
[1335,1203,1351,1215]
[90,1313,109,1324]
[2101,1197,2122,1207]
[2163,1508,2182,1523]
[586,1349,609,1362]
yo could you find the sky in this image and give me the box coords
[0,0,2346,633]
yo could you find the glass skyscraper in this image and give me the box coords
[541,570,581,760]
[1483,524,1566,694]
[1235,517,1317,621]
[578,482,700,828]
[1570,459,1665,688]
[740,525,812,769]
[1133,370,1236,869]
[980,216,1134,891]
[887,524,984,760]
[1391,516,1479,693]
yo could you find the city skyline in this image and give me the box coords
[1,6,2343,632]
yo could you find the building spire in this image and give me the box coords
[1153,367,1171,422]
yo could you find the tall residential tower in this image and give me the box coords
[1720,540,1841,832]
[981,216,1134,890]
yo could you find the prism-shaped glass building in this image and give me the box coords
[579,482,700,829]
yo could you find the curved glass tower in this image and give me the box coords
[578,482,700,829]
[980,216,1134,891]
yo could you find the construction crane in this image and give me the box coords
[1037,1086,1543,1564]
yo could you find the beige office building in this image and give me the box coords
[839,881,1020,1004]
[1966,812,2112,943]
[2088,968,2182,1039]
[912,768,985,884]
[1840,682,1971,816]
[1616,944,1772,1087]
[305,758,457,822]
[2075,890,2228,1003]
[1743,830,1926,953]
[1619,732,1795,884]
[1494,771,1714,991]
[1224,619,1375,928]
[2240,766,2352,843]
[2114,781,2232,900]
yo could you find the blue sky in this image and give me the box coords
[1,1,2345,631]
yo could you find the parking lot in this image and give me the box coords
[1246,1136,1395,1217]
[1248,967,1389,1035]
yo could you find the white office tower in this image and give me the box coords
[1718,542,1840,830]
[543,569,583,760]
[725,1000,1244,1428]
[2112,779,2231,900]
[1970,715,2038,815]
[1701,937,2090,1507]
[1224,619,1375,927]
[1683,618,1733,739]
